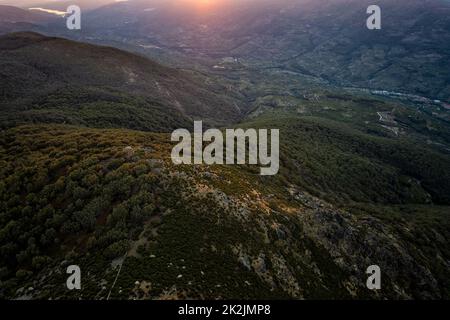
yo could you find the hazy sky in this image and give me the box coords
[0,0,57,6]
[0,0,119,8]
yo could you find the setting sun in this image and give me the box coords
[178,0,223,12]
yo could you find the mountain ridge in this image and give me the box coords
[0,32,246,130]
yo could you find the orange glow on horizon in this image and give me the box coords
[178,0,224,13]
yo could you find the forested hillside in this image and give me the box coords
[1,125,449,299]
[0,32,245,130]
[0,29,449,300]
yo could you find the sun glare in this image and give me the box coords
[179,0,222,12]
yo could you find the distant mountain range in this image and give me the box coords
[1,0,446,101]
[0,4,58,33]
[0,0,115,11]
[1,0,449,100]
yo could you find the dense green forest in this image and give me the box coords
[241,114,450,205]
[1,123,449,299]
[0,32,246,129]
